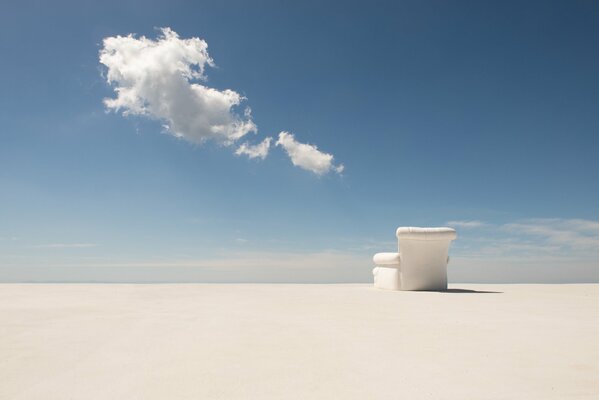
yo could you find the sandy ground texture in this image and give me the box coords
[1,284,598,400]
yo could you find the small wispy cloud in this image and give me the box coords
[502,218,599,250]
[450,217,599,259]
[276,131,344,175]
[34,243,98,249]
[235,137,272,160]
[447,220,486,229]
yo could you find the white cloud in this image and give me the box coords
[450,218,599,260]
[446,220,486,228]
[276,131,344,175]
[99,28,344,175]
[436,217,599,282]
[502,218,599,250]
[235,137,272,160]
[34,243,98,249]
[100,27,256,145]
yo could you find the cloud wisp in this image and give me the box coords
[446,220,486,229]
[276,131,344,175]
[443,217,599,282]
[99,28,342,175]
[235,137,272,160]
[448,218,599,259]
[33,243,98,249]
[502,218,599,251]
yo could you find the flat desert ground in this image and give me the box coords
[1,284,598,399]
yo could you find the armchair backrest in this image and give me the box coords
[395,227,457,290]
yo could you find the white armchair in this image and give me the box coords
[373,227,457,291]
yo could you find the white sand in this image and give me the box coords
[1,284,598,399]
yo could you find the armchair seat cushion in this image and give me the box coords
[373,252,401,265]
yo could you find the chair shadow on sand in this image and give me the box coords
[441,288,503,294]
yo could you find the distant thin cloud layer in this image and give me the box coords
[445,218,599,256]
[276,132,344,175]
[99,27,342,175]
[446,220,486,228]
[34,243,97,249]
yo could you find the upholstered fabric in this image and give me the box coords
[396,227,457,241]
[372,252,401,265]
[372,266,401,291]
[373,227,457,291]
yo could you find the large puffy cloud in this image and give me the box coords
[99,27,256,144]
[99,28,343,175]
[276,132,344,175]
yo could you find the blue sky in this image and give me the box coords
[1,0,598,282]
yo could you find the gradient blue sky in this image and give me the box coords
[1,0,598,282]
